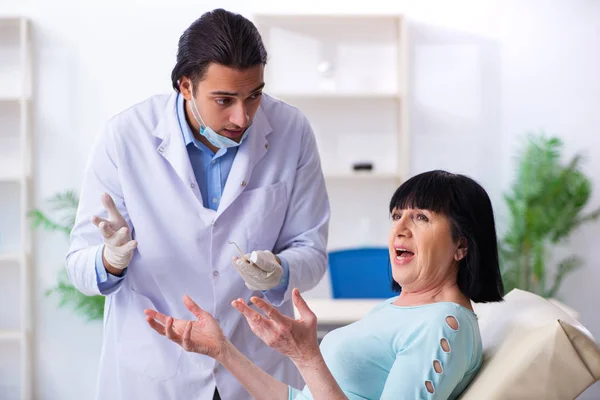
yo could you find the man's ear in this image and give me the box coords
[179,77,193,100]
[454,238,467,261]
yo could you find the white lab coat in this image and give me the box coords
[66,92,330,400]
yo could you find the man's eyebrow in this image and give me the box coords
[209,83,265,96]
[249,83,266,93]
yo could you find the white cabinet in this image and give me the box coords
[0,16,33,400]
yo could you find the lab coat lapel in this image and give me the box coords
[216,106,272,219]
[153,93,197,196]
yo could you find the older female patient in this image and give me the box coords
[145,170,504,400]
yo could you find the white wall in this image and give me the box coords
[0,0,599,398]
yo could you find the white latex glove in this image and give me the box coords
[90,193,138,270]
[232,251,283,291]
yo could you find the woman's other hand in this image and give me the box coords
[145,295,227,359]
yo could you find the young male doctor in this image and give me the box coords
[66,8,330,400]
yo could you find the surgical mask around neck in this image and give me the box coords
[188,84,249,149]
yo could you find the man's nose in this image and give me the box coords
[230,104,249,128]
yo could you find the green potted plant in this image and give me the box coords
[29,190,104,322]
[500,133,600,301]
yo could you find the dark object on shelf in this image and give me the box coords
[352,162,373,171]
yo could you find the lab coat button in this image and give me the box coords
[213,271,219,277]
[190,183,195,189]
[158,146,164,153]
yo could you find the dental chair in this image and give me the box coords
[460,289,600,399]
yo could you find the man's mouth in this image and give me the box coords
[223,128,244,137]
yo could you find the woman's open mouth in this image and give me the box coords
[395,248,415,264]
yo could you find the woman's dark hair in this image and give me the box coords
[389,170,504,303]
[171,8,268,91]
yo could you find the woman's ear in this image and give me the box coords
[454,238,468,261]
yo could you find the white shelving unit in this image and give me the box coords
[254,13,410,304]
[0,16,33,400]
[254,13,409,182]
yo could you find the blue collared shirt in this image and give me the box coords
[94,93,289,293]
[178,96,238,211]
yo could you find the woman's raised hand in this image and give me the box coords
[232,288,320,366]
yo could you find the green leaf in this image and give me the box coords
[532,240,545,294]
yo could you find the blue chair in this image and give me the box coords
[328,247,398,299]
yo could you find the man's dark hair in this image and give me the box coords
[171,8,268,91]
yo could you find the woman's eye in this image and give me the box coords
[416,213,428,221]
[392,213,401,221]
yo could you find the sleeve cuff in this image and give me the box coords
[262,255,290,305]
[95,246,127,294]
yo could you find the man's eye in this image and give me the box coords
[249,92,263,100]
[216,98,231,105]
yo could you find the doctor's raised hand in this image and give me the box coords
[90,193,138,274]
